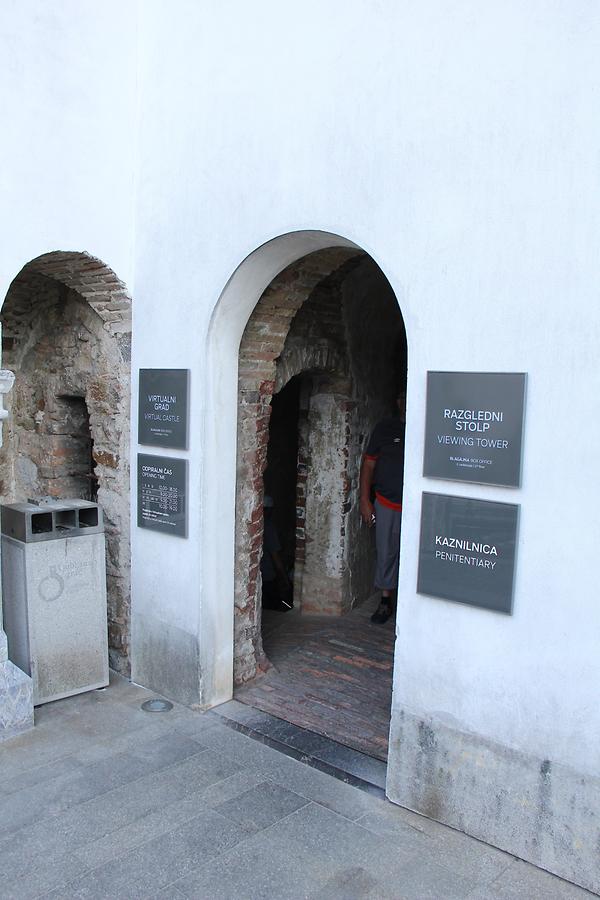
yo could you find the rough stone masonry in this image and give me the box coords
[0,252,131,674]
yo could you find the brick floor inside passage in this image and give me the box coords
[235,597,395,761]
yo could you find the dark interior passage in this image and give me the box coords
[263,375,301,580]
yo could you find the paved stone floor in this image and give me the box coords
[0,673,595,900]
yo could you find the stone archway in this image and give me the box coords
[0,251,132,674]
[197,230,406,710]
[234,248,363,683]
[234,247,406,685]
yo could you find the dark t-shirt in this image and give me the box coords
[365,415,405,507]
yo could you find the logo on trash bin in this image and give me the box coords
[38,568,65,603]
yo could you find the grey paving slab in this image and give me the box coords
[169,709,227,742]
[44,809,257,900]
[251,747,381,820]
[214,780,309,830]
[466,857,597,899]
[0,686,167,780]
[2,850,88,900]
[72,770,266,871]
[357,803,515,885]
[198,721,378,820]
[0,752,87,795]
[70,718,180,765]
[0,676,592,900]
[173,800,422,900]
[150,885,188,900]
[308,865,385,899]
[0,749,242,878]
[383,853,480,900]
[0,720,96,780]
[426,819,516,885]
[354,809,436,858]
[41,695,157,737]
[0,731,205,839]
[214,697,269,723]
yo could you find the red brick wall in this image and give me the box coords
[234,248,361,684]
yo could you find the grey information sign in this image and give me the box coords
[137,454,188,538]
[417,492,519,614]
[138,369,189,450]
[423,371,526,487]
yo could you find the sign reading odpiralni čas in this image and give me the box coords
[423,372,526,487]
[137,454,188,537]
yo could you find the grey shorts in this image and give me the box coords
[374,499,401,591]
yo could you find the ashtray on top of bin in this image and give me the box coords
[2,497,104,541]
[1,498,109,705]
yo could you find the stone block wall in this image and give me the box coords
[0,253,131,674]
[299,383,353,615]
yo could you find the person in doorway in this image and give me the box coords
[360,390,406,624]
[261,495,293,611]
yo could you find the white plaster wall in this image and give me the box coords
[1,0,598,784]
[133,0,600,775]
[0,1,137,298]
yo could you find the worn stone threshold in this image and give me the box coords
[214,698,387,799]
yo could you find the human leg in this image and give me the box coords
[371,500,401,624]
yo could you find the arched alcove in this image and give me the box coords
[0,251,132,674]
[198,230,407,709]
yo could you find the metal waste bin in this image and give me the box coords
[1,498,109,705]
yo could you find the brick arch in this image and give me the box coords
[234,246,364,684]
[4,250,131,332]
[274,340,347,394]
[0,250,132,674]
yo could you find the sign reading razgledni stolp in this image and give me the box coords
[137,454,188,537]
[423,372,526,486]
[417,492,519,614]
[138,369,189,449]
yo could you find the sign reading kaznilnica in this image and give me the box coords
[417,492,519,614]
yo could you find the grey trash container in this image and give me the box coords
[1,498,109,705]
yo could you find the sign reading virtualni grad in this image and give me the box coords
[138,369,189,450]
[137,454,188,537]
[423,371,526,487]
[417,492,519,614]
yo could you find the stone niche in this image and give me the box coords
[0,255,131,674]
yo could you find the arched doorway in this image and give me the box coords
[224,235,407,760]
[0,251,132,675]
